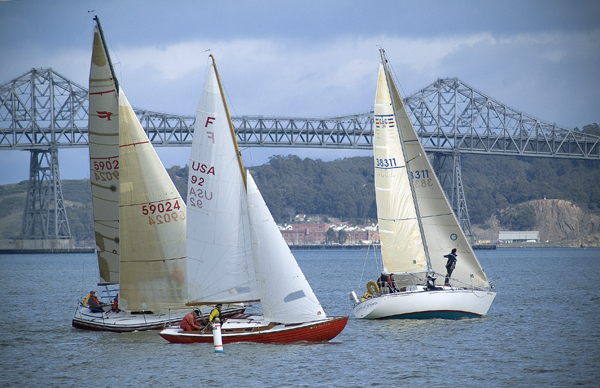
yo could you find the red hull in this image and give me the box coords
[160,316,348,344]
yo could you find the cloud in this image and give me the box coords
[2,28,599,184]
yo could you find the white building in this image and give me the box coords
[499,231,540,243]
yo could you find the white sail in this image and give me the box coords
[88,26,120,284]
[374,64,427,273]
[247,172,325,323]
[117,90,188,311]
[186,61,260,305]
[380,54,490,288]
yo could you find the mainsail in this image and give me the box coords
[247,172,325,323]
[377,50,490,288]
[185,58,260,305]
[88,22,120,284]
[374,64,427,274]
[118,90,188,311]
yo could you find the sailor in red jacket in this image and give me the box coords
[180,309,202,331]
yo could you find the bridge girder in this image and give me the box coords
[1,68,598,159]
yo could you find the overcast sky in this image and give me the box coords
[1,0,599,184]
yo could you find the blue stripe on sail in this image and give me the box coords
[375,166,404,170]
[404,139,419,143]
[421,213,453,219]
[379,217,417,222]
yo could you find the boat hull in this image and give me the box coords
[159,315,348,344]
[72,306,246,333]
[353,287,496,319]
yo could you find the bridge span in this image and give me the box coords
[1,68,599,248]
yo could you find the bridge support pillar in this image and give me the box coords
[16,146,73,249]
[432,152,473,238]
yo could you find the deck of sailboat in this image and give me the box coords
[72,306,247,333]
[159,315,349,344]
[353,286,496,320]
[72,307,188,332]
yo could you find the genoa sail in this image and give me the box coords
[117,90,188,311]
[247,172,325,323]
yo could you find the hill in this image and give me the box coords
[0,147,599,247]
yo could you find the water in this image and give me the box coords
[1,248,599,387]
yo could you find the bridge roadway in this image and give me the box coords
[1,69,599,159]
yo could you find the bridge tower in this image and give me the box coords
[432,152,472,238]
[17,144,73,249]
[0,68,87,249]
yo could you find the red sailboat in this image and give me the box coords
[159,56,347,344]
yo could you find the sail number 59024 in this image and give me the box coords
[141,200,186,226]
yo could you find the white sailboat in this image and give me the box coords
[73,18,243,332]
[159,56,347,344]
[348,49,496,319]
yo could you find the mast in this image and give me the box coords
[93,16,119,95]
[379,49,432,271]
[209,55,247,188]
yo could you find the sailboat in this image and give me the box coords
[348,49,496,319]
[72,17,243,332]
[159,56,347,344]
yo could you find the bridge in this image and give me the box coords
[1,68,599,248]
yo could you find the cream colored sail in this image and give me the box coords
[247,172,325,323]
[117,90,188,311]
[185,59,260,305]
[374,64,427,273]
[88,25,120,284]
[379,50,490,287]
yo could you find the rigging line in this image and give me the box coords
[385,55,408,101]
[357,243,371,290]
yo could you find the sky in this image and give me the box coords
[1,0,599,184]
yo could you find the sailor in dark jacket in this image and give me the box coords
[444,248,458,285]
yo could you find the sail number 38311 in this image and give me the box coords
[376,158,397,168]
[410,169,433,188]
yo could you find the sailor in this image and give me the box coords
[86,290,109,312]
[444,248,458,285]
[426,272,440,290]
[377,273,389,293]
[180,309,202,331]
[387,273,400,293]
[208,304,223,326]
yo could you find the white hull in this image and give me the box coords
[353,286,496,319]
[72,305,246,332]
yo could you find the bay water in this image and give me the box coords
[0,248,598,387]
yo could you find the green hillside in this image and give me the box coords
[1,123,599,246]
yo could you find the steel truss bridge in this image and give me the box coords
[1,68,599,247]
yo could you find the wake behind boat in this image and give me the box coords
[159,56,347,344]
[348,50,496,320]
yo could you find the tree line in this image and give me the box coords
[3,123,597,242]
